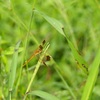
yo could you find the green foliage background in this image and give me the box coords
[0,0,100,100]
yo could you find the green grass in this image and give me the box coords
[0,0,100,100]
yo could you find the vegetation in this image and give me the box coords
[0,0,100,100]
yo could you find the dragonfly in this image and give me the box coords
[23,40,50,67]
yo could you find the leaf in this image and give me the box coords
[27,90,59,100]
[3,47,23,55]
[34,10,88,75]
[8,40,21,91]
[34,10,65,37]
[81,48,100,100]
[67,40,88,75]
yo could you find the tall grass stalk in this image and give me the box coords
[81,48,100,100]
[23,43,50,100]
[8,41,21,100]
[51,56,76,100]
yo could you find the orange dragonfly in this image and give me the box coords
[23,40,50,67]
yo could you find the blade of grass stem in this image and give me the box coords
[52,0,77,48]
[51,56,76,100]
[15,9,39,96]
[8,40,21,100]
[81,48,100,100]
[27,90,59,100]
[23,43,50,100]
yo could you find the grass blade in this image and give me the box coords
[8,41,21,99]
[23,42,50,100]
[34,10,88,75]
[27,90,59,100]
[67,39,88,75]
[51,56,76,100]
[34,10,65,37]
[81,48,100,100]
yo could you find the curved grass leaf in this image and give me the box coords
[34,10,65,37]
[34,10,88,75]
[27,90,59,100]
[81,48,100,100]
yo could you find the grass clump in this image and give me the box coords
[0,0,100,100]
